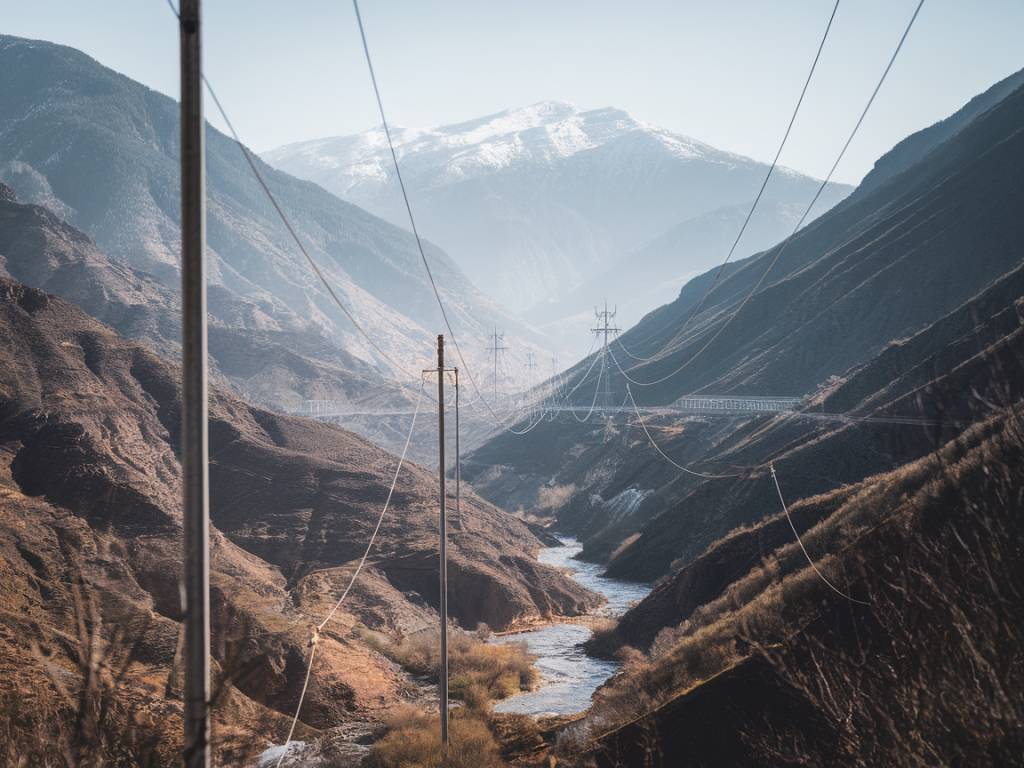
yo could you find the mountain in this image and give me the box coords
[473,70,1024,767]
[0,275,597,760]
[581,404,1024,767]
[572,66,1024,406]
[537,200,806,341]
[465,69,1024,583]
[263,102,851,327]
[0,34,544,404]
[0,181,407,412]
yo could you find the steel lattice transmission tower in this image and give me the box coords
[591,300,621,411]
[486,328,508,410]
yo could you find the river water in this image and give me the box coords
[491,536,650,716]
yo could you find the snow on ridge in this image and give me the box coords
[265,101,774,183]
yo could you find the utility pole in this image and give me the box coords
[435,335,449,747]
[486,327,507,410]
[592,300,621,411]
[179,1,210,765]
[454,367,462,531]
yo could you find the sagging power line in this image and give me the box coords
[618,0,926,389]
[621,0,842,368]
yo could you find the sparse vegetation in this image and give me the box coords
[359,627,538,708]
[364,706,506,768]
[359,629,540,767]
[0,583,167,768]
[566,409,1024,766]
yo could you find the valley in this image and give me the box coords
[0,7,1022,768]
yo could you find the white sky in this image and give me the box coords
[3,0,1022,184]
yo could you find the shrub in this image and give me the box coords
[366,706,505,768]
[361,628,537,705]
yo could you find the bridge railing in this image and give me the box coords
[673,396,803,413]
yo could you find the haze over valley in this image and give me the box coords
[0,4,1022,767]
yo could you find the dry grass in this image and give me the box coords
[536,483,577,511]
[365,705,505,768]
[570,408,1024,765]
[0,583,167,768]
[360,628,537,708]
[746,412,1024,766]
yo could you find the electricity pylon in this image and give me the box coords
[486,328,508,410]
[591,300,621,411]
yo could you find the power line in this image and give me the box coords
[273,382,425,768]
[621,0,926,388]
[625,385,743,479]
[628,0,842,367]
[770,463,870,604]
[164,0,424,387]
[352,0,513,432]
[571,354,607,423]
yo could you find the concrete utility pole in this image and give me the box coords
[179,1,210,765]
[486,327,508,410]
[592,300,621,411]
[436,336,449,747]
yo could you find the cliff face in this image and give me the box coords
[0,277,598,759]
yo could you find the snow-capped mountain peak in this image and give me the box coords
[264,101,720,189]
[263,103,849,318]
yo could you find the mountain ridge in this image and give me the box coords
[263,100,852,324]
[0,33,548,400]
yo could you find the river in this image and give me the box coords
[490,536,651,716]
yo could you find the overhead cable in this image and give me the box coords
[352,0,518,431]
[272,382,424,767]
[630,0,842,366]
[770,463,870,604]
[624,0,925,386]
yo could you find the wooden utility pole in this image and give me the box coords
[179,1,210,765]
[436,335,449,746]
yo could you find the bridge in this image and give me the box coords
[297,395,805,420]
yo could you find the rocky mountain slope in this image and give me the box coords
[485,70,1024,767]
[597,66,1024,404]
[465,70,1024,586]
[0,34,544,403]
[0,182,405,412]
[579,404,1023,766]
[264,102,850,326]
[0,276,597,760]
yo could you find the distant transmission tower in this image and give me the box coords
[486,328,508,409]
[592,300,621,411]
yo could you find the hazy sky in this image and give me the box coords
[3,0,1022,184]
